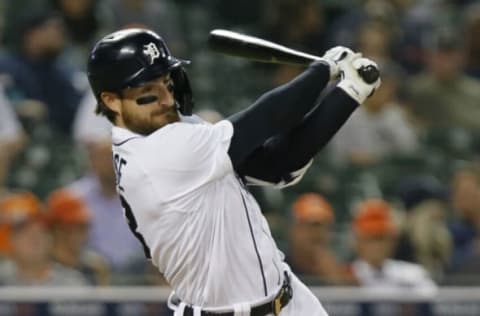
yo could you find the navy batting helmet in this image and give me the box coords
[87,28,194,118]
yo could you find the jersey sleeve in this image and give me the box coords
[144,120,234,200]
[243,159,313,188]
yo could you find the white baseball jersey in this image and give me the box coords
[111,115,328,315]
[112,116,281,304]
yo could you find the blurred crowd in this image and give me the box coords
[0,0,480,291]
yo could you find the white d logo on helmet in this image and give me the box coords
[143,42,165,64]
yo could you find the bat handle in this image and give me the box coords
[357,64,380,84]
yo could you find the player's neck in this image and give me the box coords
[114,116,127,130]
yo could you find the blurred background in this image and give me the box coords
[0,0,480,315]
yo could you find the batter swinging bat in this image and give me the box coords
[208,29,380,84]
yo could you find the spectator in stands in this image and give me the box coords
[0,9,84,134]
[260,0,327,88]
[261,0,327,54]
[0,191,87,285]
[350,198,437,295]
[443,162,480,284]
[0,83,25,193]
[327,0,402,49]
[448,162,480,272]
[47,188,110,285]
[356,20,395,66]
[329,62,418,167]
[405,27,480,133]
[0,191,39,257]
[72,93,145,278]
[51,0,114,70]
[286,193,352,285]
[73,90,113,144]
[395,176,452,282]
[69,139,145,277]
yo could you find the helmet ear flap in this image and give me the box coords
[171,67,194,116]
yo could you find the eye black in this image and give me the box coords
[136,95,158,105]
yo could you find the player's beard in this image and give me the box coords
[122,103,180,135]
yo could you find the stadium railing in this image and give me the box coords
[0,286,479,316]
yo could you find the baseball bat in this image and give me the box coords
[208,29,379,84]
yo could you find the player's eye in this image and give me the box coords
[136,95,158,105]
[165,79,174,93]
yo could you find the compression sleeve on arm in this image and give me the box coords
[237,88,358,184]
[227,61,330,168]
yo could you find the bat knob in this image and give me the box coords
[358,65,380,84]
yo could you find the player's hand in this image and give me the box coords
[337,57,381,104]
[321,46,362,80]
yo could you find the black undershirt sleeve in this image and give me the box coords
[237,88,358,183]
[227,61,330,168]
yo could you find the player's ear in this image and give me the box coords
[100,92,122,116]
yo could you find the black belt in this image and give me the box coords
[182,272,293,316]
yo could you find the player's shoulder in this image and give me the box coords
[149,119,232,145]
[111,119,233,160]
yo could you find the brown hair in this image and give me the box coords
[95,100,117,123]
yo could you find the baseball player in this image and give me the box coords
[87,28,380,316]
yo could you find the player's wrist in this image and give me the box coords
[337,79,368,104]
[318,58,339,80]
[309,59,332,84]
[310,59,331,69]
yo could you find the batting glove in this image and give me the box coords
[321,46,362,80]
[337,57,381,104]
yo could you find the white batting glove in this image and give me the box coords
[321,46,362,80]
[337,57,381,104]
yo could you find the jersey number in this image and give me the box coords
[119,195,152,259]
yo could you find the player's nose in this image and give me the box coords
[164,90,175,108]
[157,83,175,107]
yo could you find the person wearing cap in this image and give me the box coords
[47,188,110,285]
[0,191,87,286]
[286,193,352,285]
[350,198,437,296]
[0,191,41,256]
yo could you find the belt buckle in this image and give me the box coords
[272,272,293,315]
[273,295,282,315]
[272,285,288,315]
